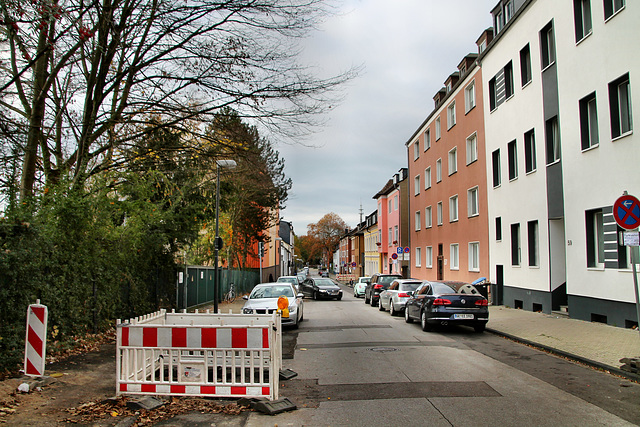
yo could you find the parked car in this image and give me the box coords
[364,273,402,307]
[301,277,343,300]
[353,276,370,298]
[241,282,304,328]
[277,275,302,292]
[378,279,421,315]
[404,281,489,332]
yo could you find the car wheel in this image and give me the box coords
[474,323,486,333]
[404,307,413,323]
[389,302,396,317]
[292,318,299,329]
[370,297,377,307]
[421,311,432,332]
[364,293,370,304]
[336,295,342,301]
[378,300,385,311]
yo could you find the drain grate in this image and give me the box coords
[368,347,398,353]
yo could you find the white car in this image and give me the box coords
[277,275,302,292]
[242,283,304,328]
[353,277,370,298]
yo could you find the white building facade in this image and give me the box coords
[480,0,640,327]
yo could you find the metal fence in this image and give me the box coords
[177,267,259,309]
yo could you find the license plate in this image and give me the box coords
[453,314,474,320]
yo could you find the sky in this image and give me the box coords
[276,0,497,235]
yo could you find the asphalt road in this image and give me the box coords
[251,279,640,426]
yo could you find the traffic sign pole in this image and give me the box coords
[614,192,640,336]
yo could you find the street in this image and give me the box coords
[247,278,640,426]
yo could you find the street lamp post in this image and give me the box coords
[214,159,237,314]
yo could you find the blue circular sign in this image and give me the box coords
[614,195,640,230]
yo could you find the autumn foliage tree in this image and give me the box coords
[306,212,348,266]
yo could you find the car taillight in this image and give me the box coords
[433,298,451,306]
[373,284,383,289]
[475,299,489,306]
[398,292,410,298]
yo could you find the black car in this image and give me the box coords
[404,281,489,332]
[364,273,402,307]
[301,277,343,300]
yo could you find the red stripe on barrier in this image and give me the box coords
[201,328,216,348]
[231,386,246,395]
[172,328,187,347]
[121,327,129,347]
[31,306,46,324]
[143,328,157,347]
[262,328,269,349]
[201,385,216,394]
[27,325,43,357]
[171,385,185,394]
[262,387,270,396]
[25,359,40,376]
[119,384,128,392]
[232,328,247,348]
[141,384,156,393]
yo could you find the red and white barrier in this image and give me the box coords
[116,309,282,400]
[24,300,48,377]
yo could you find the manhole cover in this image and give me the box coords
[368,347,398,353]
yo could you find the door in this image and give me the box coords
[437,243,444,280]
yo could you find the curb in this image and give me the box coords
[486,327,640,383]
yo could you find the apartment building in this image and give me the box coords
[479,0,640,326]
[363,210,380,276]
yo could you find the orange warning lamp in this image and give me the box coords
[277,295,290,318]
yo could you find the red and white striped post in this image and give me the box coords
[24,300,48,377]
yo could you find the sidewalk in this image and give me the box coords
[487,305,640,380]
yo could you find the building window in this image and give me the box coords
[413,140,420,160]
[609,73,633,139]
[449,195,458,222]
[436,158,442,182]
[394,195,398,210]
[545,116,560,165]
[466,133,478,165]
[415,211,421,231]
[495,10,504,33]
[505,1,514,23]
[579,92,599,150]
[489,77,497,111]
[586,209,604,267]
[448,147,458,175]
[425,167,431,190]
[437,202,443,226]
[394,225,398,243]
[435,116,441,140]
[540,21,556,69]
[414,175,420,195]
[465,80,476,113]
[425,206,432,228]
[511,223,521,266]
[520,44,532,87]
[424,128,431,151]
[425,246,433,268]
[508,140,518,180]
[604,0,625,20]
[388,200,392,213]
[504,61,514,99]
[528,220,539,267]
[388,227,392,245]
[492,149,501,187]
[415,247,422,268]
[469,242,480,272]
[468,186,479,217]
[450,244,459,270]
[574,0,592,42]
[496,217,502,241]
[447,101,456,129]
[524,129,537,173]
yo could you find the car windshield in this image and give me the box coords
[379,276,401,284]
[399,283,420,292]
[315,279,335,286]
[277,277,297,284]
[250,285,294,299]
[431,283,456,294]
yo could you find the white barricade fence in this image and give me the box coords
[116,309,282,400]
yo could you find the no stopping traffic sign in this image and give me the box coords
[613,194,640,230]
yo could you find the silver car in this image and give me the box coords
[379,279,422,316]
[277,275,302,292]
[241,283,304,328]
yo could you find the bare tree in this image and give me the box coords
[0,0,357,200]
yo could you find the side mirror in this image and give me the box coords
[297,293,304,298]
[243,295,249,300]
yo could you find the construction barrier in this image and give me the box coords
[24,300,48,377]
[116,309,282,400]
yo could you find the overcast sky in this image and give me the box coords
[277,0,497,235]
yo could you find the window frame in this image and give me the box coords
[496,217,502,241]
[511,223,521,266]
[604,0,625,21]
[413,140,420,160]
[545,116,561,165]
[424,128,431,151]
[448,147,458,176]
[415,247,422,268]
[449,194,459,223]
[579,92,599,150]
[520,44,532,87]
[468,186,479,217]
[540,21,556,70]
[465,80,476,113]
[608,73,633,139]
[528,220,539,267]
[437,202,443,226]
[586,208,605,268]
[466,132,478,165]
[524,129,537,173]
[425,167,432,190]
[414,175,420,196]
[492,149,501,187]
[468,242,480,272]
[435,116,441,140]
[415,210,421,231]
[447,101,457,129]
[574,0,593,42]
[425,246,433,268]
[436,158,442,182]
[508,139,518,181]
[504,61,514,99]
[425,206,432,228]
[450,243,459,270]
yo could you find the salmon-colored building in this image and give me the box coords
[405,46,490,283]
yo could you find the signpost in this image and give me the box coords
[614,192,640,335]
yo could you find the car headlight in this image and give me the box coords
[320,289,328,293]
[242,308,253,314]
[289,305,297,312]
